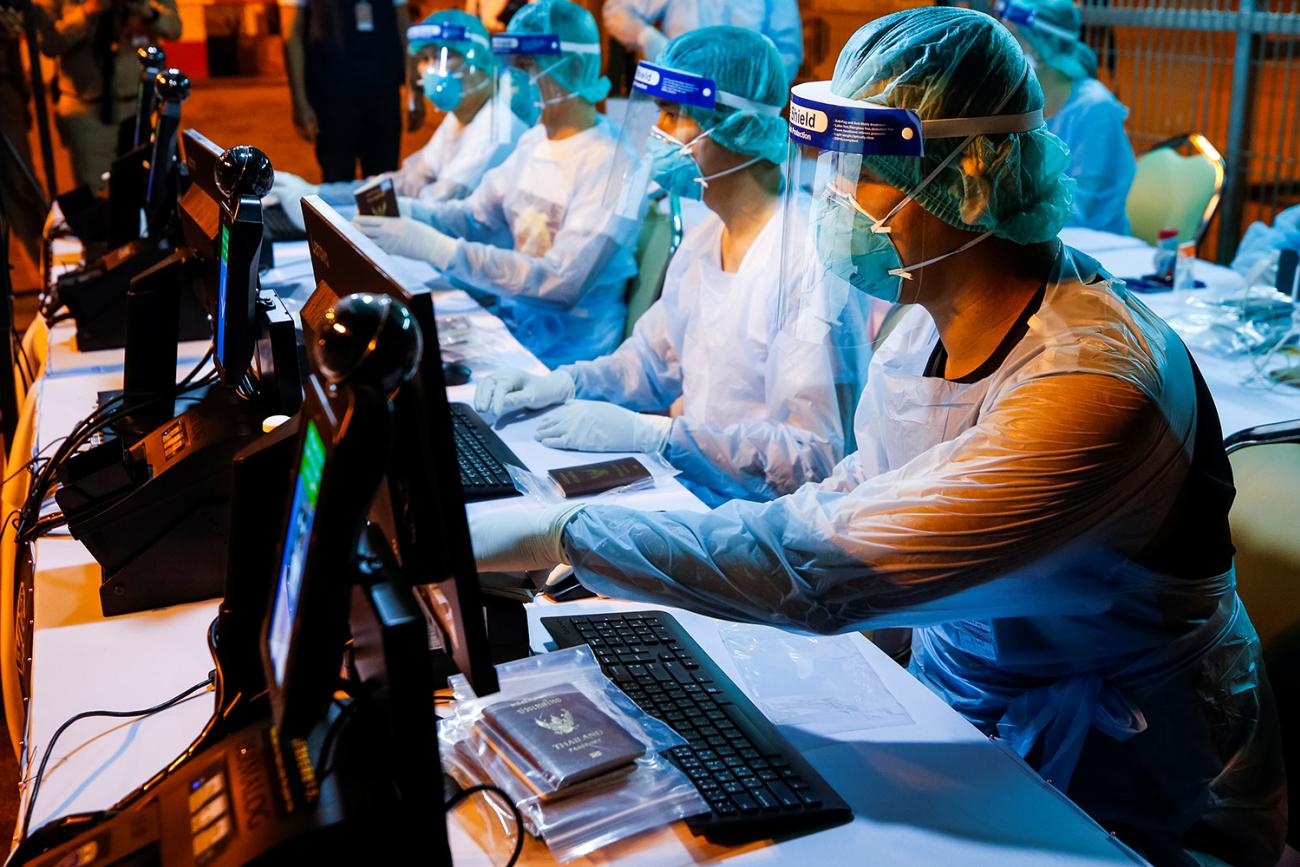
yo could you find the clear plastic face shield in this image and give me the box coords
[490,33,599,112]
[990,0,1082,46]
[778,79,1044,345]
[408,23,495,115]
[603,61,785,218]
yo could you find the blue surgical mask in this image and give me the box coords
[813,189,907,303]
[647,128,762,201]
[648,135,705,200]
[423,70,487,112]
[814,183,993,303]
[424,72,462,111]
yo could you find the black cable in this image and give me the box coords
[445,784,525,867]
[16,350,217,541]
[1,436,66,488]
[315,699,360,782]
[21,675,214,839]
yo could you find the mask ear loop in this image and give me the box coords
[531,56,578,106]
[697,155,763,191]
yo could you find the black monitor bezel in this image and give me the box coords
[259,374,391,737]
[301,196,499,697]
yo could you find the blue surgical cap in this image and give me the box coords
[656,26,788,166]
[507,0,610,104]
[835,7,1074,245]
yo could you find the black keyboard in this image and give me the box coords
[262,202,307,241]
[450,402,523,502]
[542,611,853,842]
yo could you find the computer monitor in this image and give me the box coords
[143,69,190,240]
[261,372,392,736]
[178,129,221,260]
[302,197,499,696]
[214,181,264,387]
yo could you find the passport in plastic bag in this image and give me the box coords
[477,687,644,797]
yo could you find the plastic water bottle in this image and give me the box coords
[1173,240,1197,291]
[1153,227,1179,282]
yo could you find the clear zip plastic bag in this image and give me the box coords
[718,623,913,736]
[442,646,706,862]
[506,453,680,503]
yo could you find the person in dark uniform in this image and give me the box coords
[280,0,422,182]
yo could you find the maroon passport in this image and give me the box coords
[546,457,652,498]
[353,177,399,217]
[476,687,644,797]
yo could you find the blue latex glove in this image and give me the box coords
[469,504,586,572]
[534,399,672,453]
[352,215,457,268]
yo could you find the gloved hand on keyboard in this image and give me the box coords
[474,368,576,417]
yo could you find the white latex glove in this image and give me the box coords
[474,368,575,417]
[637,25,669,59]
[535,399,672,453]
[269,172,318,231]
[352,215,457,268]
[396,195,435,223]
[469,505,585,572]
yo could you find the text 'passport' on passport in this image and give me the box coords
[477,687,644,796]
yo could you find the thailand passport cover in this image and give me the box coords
[354,177,399,216]
[547,457,651,498]
[477,687,644,796]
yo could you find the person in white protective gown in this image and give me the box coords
[268,9,531,226]
[602,0,803,83]
[354,0,637,367]
[472,26,873,506]
[467,9,1287,865]
[996,0,1136,235]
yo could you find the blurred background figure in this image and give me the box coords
[1,5,45,284]
[279,0,419,182]
[464,0,528,34]
[355,0,636,366]
[32,0,181,190]
[1232,204,1300,277]
[268,8,534,225]
[603,0,803,83]
[996,0,1135,235]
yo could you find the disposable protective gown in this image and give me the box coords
[561,210,872,505]
[562,247,1285,865]
[413,117,636,365]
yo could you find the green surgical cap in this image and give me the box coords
[835,6,1074,245]
[507,0,610,104]
[657,26,788,166]
[409,9,495,76]
[1008,0,1099,81]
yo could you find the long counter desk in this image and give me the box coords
[9,240,1144,864]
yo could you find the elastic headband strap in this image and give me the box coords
[714,90,784,116]
[921,109,1044,138]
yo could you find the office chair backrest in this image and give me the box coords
[1126,133,1225,247]
[625,193,682,338]
[1224,420,1300,852]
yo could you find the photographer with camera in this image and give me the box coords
[31,0,179,190]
